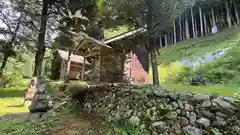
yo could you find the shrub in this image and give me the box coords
[0,71,28,88]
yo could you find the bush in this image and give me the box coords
[0,71,28,88]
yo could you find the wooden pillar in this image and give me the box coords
[81,56,85,80]
[97,53,101,83]
[120,53,125,81]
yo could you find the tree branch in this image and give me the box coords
[0,11,12,33]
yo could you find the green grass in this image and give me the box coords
[0,87,28,115]
[158,26,240,63]
[104,25,131,39]
[163,83,239,96]
[150,25,240,96]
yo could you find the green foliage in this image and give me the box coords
[104,0,193,36]
[110,123,148,135]
[163,83,238,96]
[150,61,190,83]
[156,26,240,85]
[104,25,131,38]
[0,101,76,135]
[0,119,43,135]
[196,44,240,85]
[0,71,28,88]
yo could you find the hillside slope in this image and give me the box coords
[155,26,240,96]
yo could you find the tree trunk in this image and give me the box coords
[149,38,160,85]
[185,11,190,39]
[211,8,216,27]
[234,1,239,24]
[179,15,182,42]
[0,52,9,71]
[226,1,232,27]
[0,15,22,75]
[173,21,176,44]
[159,35,162,48]
[191,8,196,38]
[150,49,159,85]
[145,0,160,85]
[199,6,204,36]
[33,0,48,77]
[164,34,168,46]
[203,12,208,35]
[194,16,197,37]
[168,31,171,44]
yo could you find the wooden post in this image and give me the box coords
[81,56,86,80]
[65,51,71,82]
[97,53,101,83]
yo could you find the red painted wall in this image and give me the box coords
[126,54,149,84]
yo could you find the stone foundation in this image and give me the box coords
[79,85,240,135]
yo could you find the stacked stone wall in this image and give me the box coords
[80,85,240,135]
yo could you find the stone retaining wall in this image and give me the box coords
[79,85,240,135]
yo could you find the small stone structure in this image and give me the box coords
[25,77,52,118]
[78,84,240,135]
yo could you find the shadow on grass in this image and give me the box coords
[0,88,26,98]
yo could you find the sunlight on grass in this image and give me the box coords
[149,61,187,83]
[0,88,28,115]
[163,83,238,96]
[148,26,240,96]
[0,97,28,115]
[104,25,131,39]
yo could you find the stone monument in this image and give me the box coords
[25,77,52,119]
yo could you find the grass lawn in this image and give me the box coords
[158,26,240,63]
[0,87,28,115]
[104,25,131,39]
[149,26,240,96]
[163,83,239,96]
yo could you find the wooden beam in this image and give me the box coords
[104,28,147,44]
